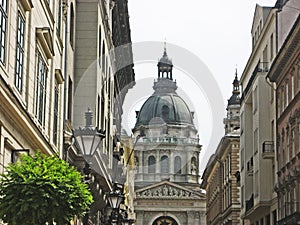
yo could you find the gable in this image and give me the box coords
[135,181,204,199]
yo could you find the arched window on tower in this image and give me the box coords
[174,156,181,174]
[161,155,169,174]
[191,157,197,175]
[148,156,156,173]
[134,156,139,172]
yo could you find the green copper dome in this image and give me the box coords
[134,47,194,129]
[135,93,194,127]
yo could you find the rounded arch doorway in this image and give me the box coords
[152,216,178,225]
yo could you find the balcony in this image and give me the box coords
[246,194,254,213]
[141,136,200,145]
[262,141,274,159]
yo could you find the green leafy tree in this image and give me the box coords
[0,152,93,225]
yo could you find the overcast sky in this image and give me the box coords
[123,0,277,171]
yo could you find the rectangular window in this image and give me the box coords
[241,148,244,170]
[253,87,258,113]
[97,95,100,127]
[263,45,268,67]
[298,125,300,152]
[57,0,62,35]
[70,4,74,48]
[67,78,73,121]
[291,75,295,99]
[272,210,276,225]
[271,120,274,141]
[270,83,274,103]
[98,25,102,66]
[102,41,105,70]
[282,136,285,166]
[15,12,25,93]
[266,215,270,225]
[0,0,8,63]
[241,111,244,134]
[282,90,285,112]
[298,66,300,92]
[35,52,48,126]
[270,34,274,60]
[255,170,259,197]
[254,128,258,153]
[292,129,295,158]
[277,92,281,118]
[53,80,59,145]
[241,186,244,208]
[286,83,289,106]
[293,188,297,213]
[287,132,290,161]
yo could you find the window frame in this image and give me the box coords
[148,155,156,174]
[15,10,26,93]
[35,50,48,127]
[53,79,59,145]
[0,0,8,64]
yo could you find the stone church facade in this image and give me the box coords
[132,46,206,225]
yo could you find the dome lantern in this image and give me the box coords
[157,42,173,80]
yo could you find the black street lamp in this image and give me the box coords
[104,182,136,225]
[106,183,125,225]
[73,109,105,225]
[73,109,105,164]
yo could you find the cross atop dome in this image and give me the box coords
[157,42,173,80]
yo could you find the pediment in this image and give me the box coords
[135,180,204,199]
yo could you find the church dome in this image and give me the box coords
[228,93,240,106]
[134,47,194,129]
[134,45,195,129]
[135,93,194,127]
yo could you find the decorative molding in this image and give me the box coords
[136,184,199,199]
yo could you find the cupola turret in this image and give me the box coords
[157,42,173,80]
[224,69,240,135]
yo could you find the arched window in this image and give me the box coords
[174,156,181,174]
[161,155,169,174]
[134,156,139,173]
[152,216,178,225]
[148,156,156,173]
[191,157,197,174]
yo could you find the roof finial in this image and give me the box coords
[163,38,167,56]
[232,66,240,95]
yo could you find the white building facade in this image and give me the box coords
[239,4,278,225]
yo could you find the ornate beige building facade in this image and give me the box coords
[0,0,135,224]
